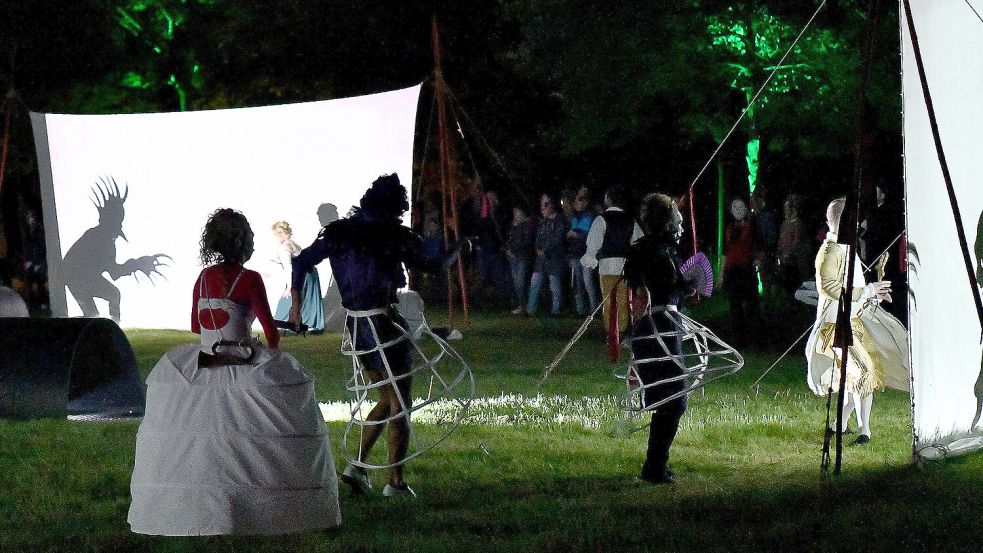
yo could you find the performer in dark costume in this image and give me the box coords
[623,193,694,485]
[289,174,460,498]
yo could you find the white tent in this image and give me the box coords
[902,0,983,459]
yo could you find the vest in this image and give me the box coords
[598,210,633,260]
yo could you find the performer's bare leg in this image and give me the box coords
[383,373,413,486]
[357,378,390,465]
[357,365,412,486]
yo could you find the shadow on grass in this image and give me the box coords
[3,414,983,552]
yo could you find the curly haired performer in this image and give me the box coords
[290,174,463,498]
[129,208,339,535]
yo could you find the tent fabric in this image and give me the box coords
[903,0,983,459]
[0,286,28,317]
[128,344,340,535]
[0,318,144,419]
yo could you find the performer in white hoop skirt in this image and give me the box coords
[128,208,340,536]
[805,198,909,445]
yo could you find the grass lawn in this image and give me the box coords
[3,299,982,552]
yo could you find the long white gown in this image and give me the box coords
[128,278,340,536]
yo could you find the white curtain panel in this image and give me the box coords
[32,84,421,329]
[903,0,983,459]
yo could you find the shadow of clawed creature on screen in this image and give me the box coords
[62,177,172,322]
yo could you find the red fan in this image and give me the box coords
[681,252,714,297]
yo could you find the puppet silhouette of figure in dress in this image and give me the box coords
[62,177,170,321]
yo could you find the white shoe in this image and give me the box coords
[341,463,372,495]
[382,483,417,498]
[447,329,463,341]
[511,307,524,315]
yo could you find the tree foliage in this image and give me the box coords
[0,1,901,205]
[505,0,900,197]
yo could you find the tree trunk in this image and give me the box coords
[746,135,760,197]
[716,157,726,273]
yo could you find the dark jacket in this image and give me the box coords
[624,236,691,307]
[598,210,634,260]
[506,218,535,261]
[533,214,567,275]
[292,213,437,311]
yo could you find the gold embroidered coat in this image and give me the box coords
[805,237,910,396]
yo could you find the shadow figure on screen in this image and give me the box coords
[317,203,345,333]
[62,177,171,322]
[973,210,983,428]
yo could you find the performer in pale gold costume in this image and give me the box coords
[805,198,909,444]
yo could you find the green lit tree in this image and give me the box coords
[111,0,216,111]
[703,3,848,197]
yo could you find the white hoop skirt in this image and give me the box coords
[128,344,340,536]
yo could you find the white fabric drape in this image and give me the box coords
[31,84,420,329]
[903,0,983,459]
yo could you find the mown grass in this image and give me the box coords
[2,299,981,552]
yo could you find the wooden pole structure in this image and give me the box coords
[432,16,470,324]
[0,92,14,197]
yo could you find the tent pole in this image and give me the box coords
[825,0,882,478]
[432,16,470,325]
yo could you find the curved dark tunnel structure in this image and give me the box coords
[0,318,145,419]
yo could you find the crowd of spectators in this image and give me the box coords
[411,182,907,350]
[0,176,904,346]
[720,187,907,346]
[415,184,642,320]
[0,201,48,315]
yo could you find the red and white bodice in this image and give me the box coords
[196,268,256,350]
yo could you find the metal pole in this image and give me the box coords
[831,0,881,476]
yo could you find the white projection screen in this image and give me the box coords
[902,1,983,459]
[32,84,421,330]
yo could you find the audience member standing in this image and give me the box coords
[567,192,597,315]
[420,215,446,301]
[576,186,602,310]
[750,193,778,296]
[0,230,17,314]
[19,210,47,311]
[474,190,508,306]
[507,204,535,315]
[776,194,806,295]
[526,193,566,316]
[581,185,643,334]
[722,198,761,346]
